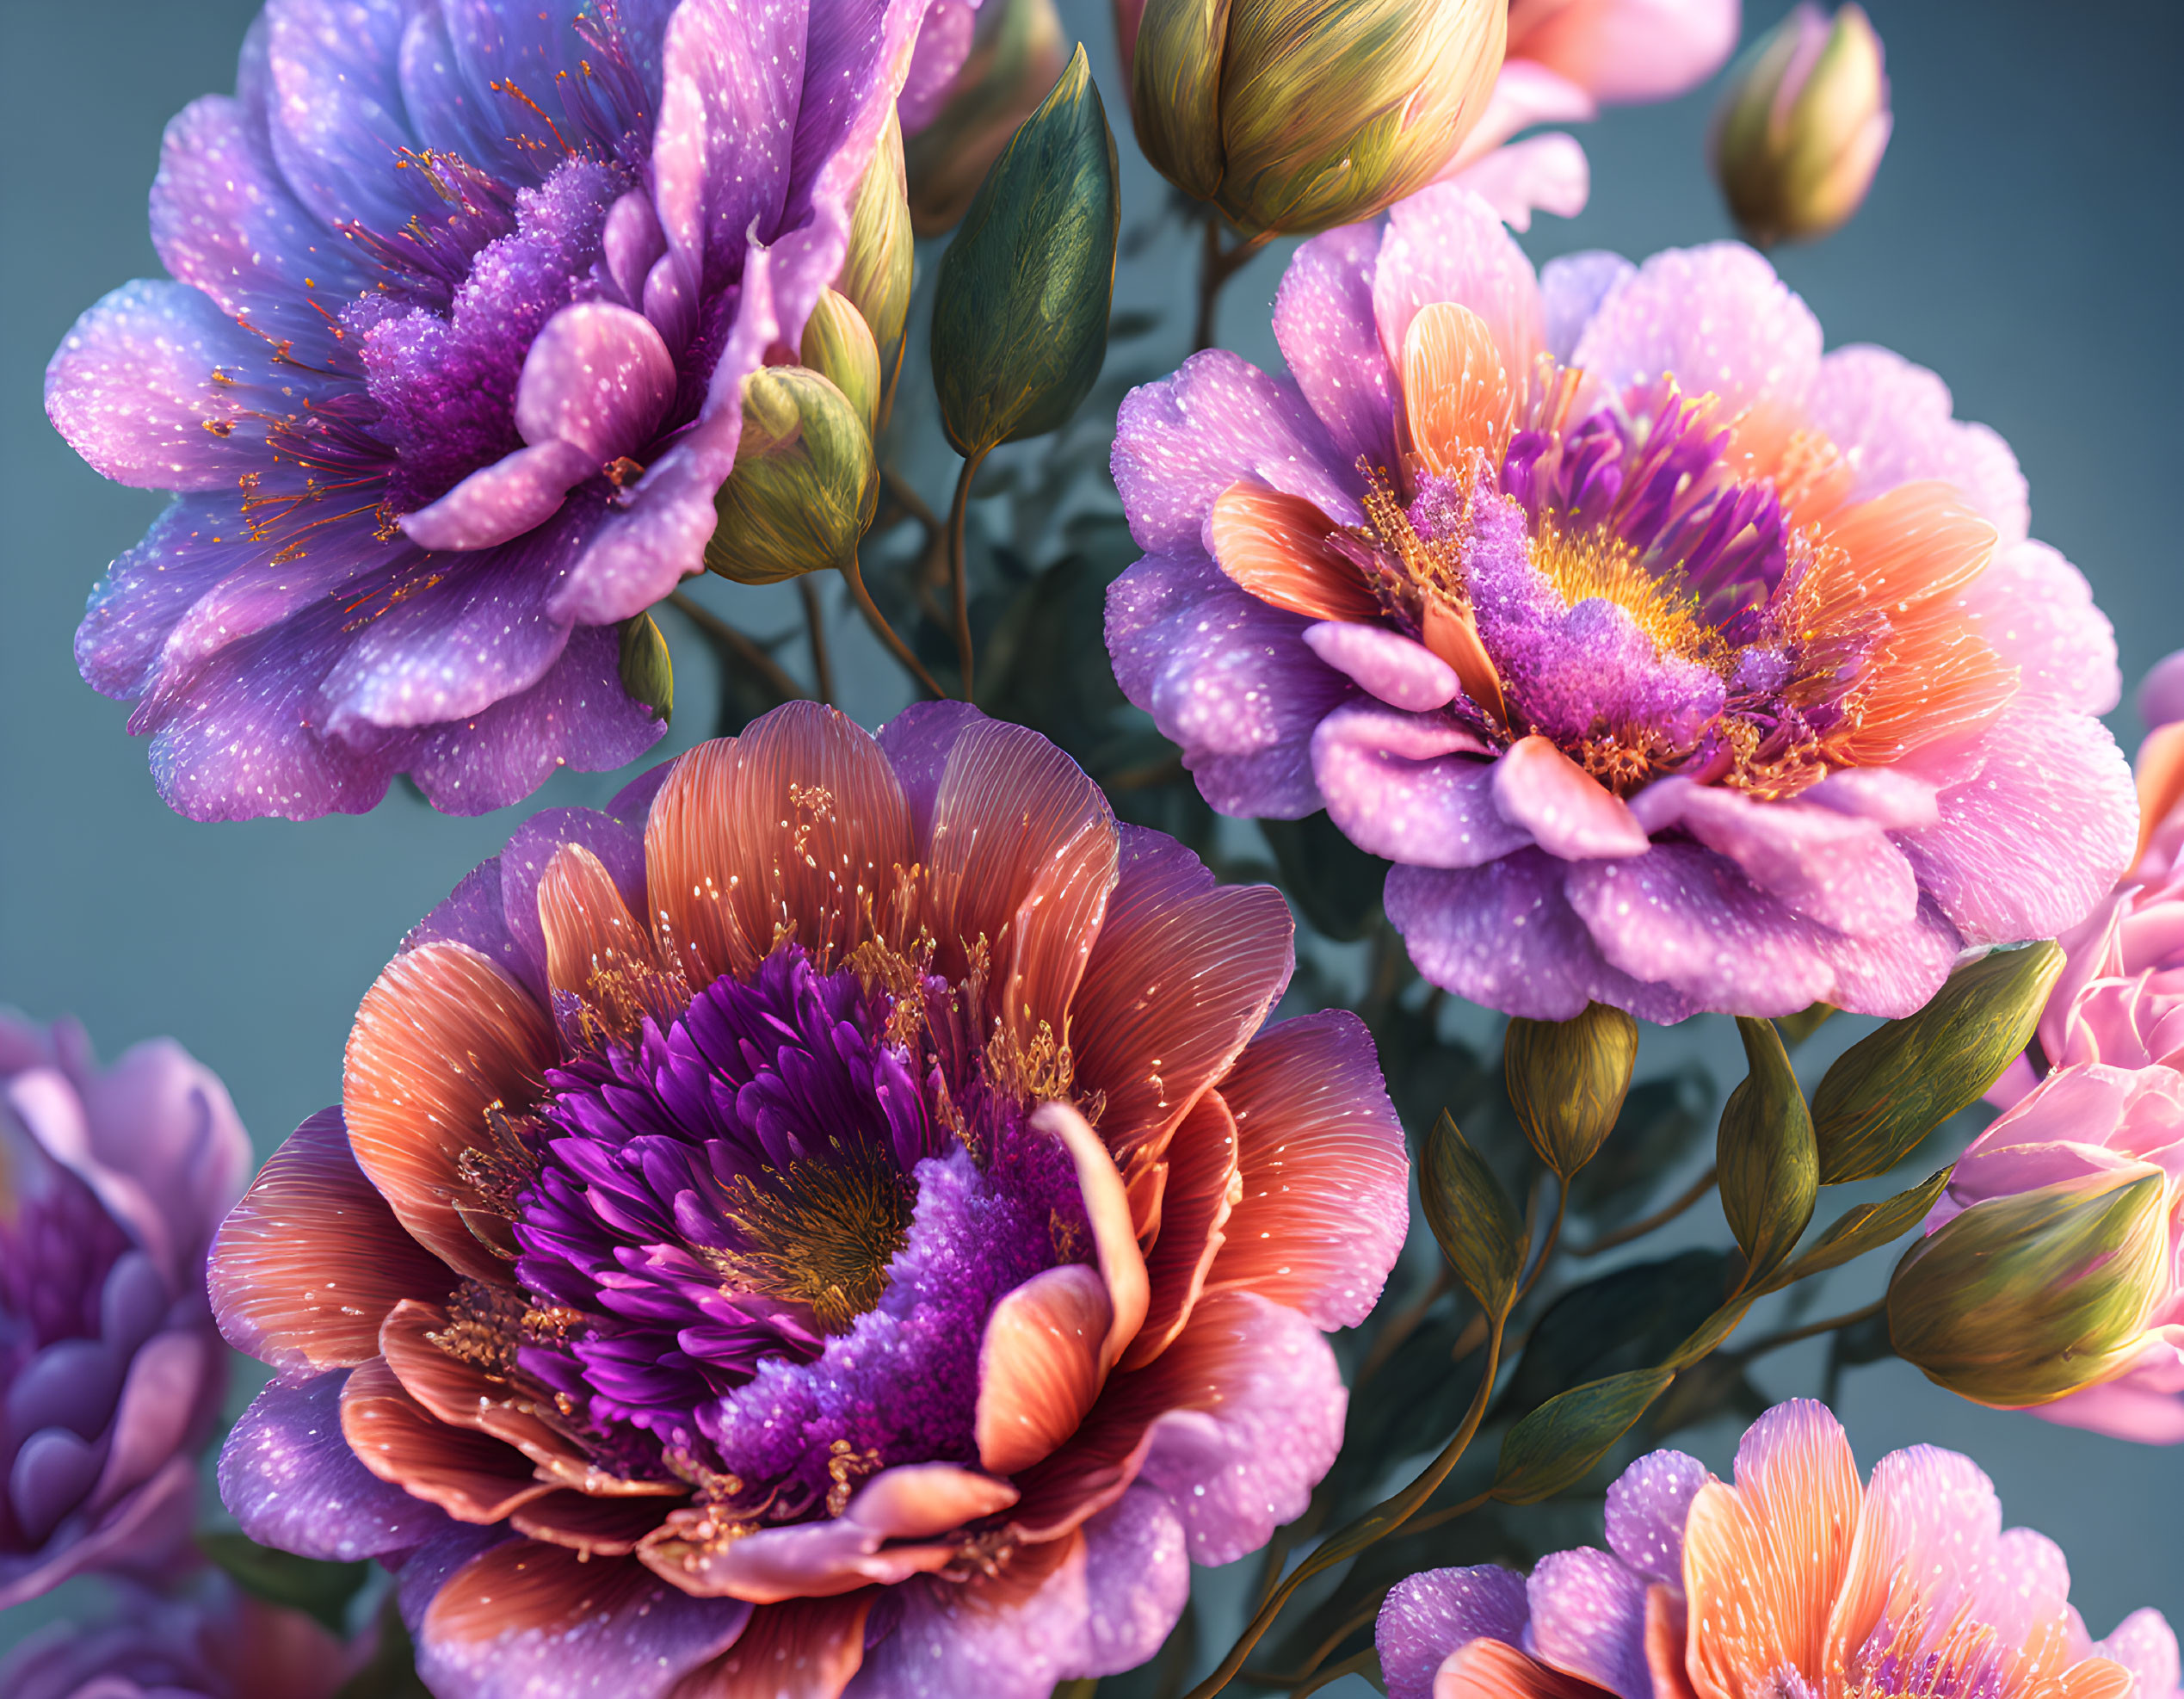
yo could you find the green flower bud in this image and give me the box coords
[1504,1002,1638,1178]
[931,45,1119,459]
[799,288,883,439]
[1711,3,1891,248]
[838,112,916,419]
[1889,1171,2170,1408]
[1128,0,1505,238]
[616,611,673,726]
[905,0,1067,236]
[705,368,879,586]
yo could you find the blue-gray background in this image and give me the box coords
[2,0,2178,1664]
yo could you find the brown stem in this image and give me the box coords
[798,577,836,706]
[1181,1315,1508,1699]
[1570,1165,1719,1258]
[1243,1646,1383,1695]
[1514,1179,1568,1307]
[1397,1487,1493,1541]
[1194,219,1274,353]
[1728,1296,1887,1364]
[947,451,984,701]
[837,554,946,701]
[665,591,805,704]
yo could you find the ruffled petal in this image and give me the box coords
[1603,1449,1708,1585]
[1312,701,1526,868]
[1950,540,2120,716]
[1373,184,1546,386]
[1571,244,1822,418]
[1272,223,1399,474]
[1121,1090,1239,1369]
[1507,0,1738,103]
[1524,1548,1651,1699]
[1378,1563,1530,1699]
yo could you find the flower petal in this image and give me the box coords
[1312,701,1524,869]
[674,1592,874,1699]
[1524,1548,1651,1699]
[1571,244,1821,419]
[1121,1091,1240,1370]
[1373,185,1546,393]
[1604,1449,1708,1586]
[1491,737,1649,860]
[976,1265,1113,1476]
[1378,1563,1530,1699]
[1304,622,1460,712]
[341,1356,554,1524]
[1273,223,1398,474]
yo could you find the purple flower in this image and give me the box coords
[1106,185,2138,1021]
[46,0,929,821]
[0,1574,360,1699]
[1377,1401,2181,1699]
[0,1015,250,1607]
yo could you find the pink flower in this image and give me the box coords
[1106,188,2135,1021]
[1441,0,1743,228]
[1377,1400,2181,1699]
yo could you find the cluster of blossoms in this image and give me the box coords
[1379,1401,2181,1699]
[208,703,1410,1697]
[1108,187,2133,1021]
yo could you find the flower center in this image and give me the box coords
[706,1150,915,1335]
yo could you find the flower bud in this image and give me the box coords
[1504,1002,1638,1177]
[1129,0,1506,237]
[799,287,884,438]
[1710,3,1891,248]
[837,113,916,418]
[905,0,1067,235]
[616,612,673,726]
[705,368,879,585]
[1889,1170,2171,1408]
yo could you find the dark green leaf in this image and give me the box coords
[201,1531,371,1634]
[1258,812,1390,942]
[1665,1292,1758,1370]
[1760,1165,1953,1293]
[1491,1368,1676,1505]
[1420,1110,1527,1316]
[1813,942,2064,1183]
[616,611,673,726]
[931,46,1120,455]
[1500,1251,1733,1414]
[1504,1003,1639,1177]
[1717,1016,1817,1284]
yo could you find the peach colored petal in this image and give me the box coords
[2135,723,2184,872]
[426,1542,686,1642]
[1034,1101,1151,1375]
[976,1264,1113,1475]
[379,1300,682,1498]
[845,1463,1021,1539]
[1422,598,1510,729]
[1681,1402,1861,1699]
[1206,483,1385,622]
[1070,828,1293,1164]
[1646,1585,1699,1699]
[645,707,916,988]
[339,1356,555,1524]
[512,1491,672,1557]
[2030,1659,2138,1699]
[669,1593,874,1699]
[922,720,1119,1041]
[1121,1090,1239,1370]
[1404,301,1515,474]
[1205,1010,1410,1330]
[343,940,555,1282]
[1434,1636,1608,1699]
[211,1108,449,1374]
[540,840,664,997]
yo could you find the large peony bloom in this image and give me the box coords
[0,1575,361,1699]
[1107,187,2136,1021]
[209,701,1409,1699]
[0,1016,250,1607]
[1441,0,1742,228]
[46,0,925,821]
[1376,1400,2181,1699]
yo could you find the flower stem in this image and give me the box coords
[1183,1315,1508,1699]
[837,554,946,701]
[1728,1295,1888,1363]
[1570,1164,1720,1257]
[1243,1646,1382,1695]
[797,577,835,705]
[1514,1178,1568,1307]
[1194,219,1274,353]
[947,450,984,701]
[665,591,805,705]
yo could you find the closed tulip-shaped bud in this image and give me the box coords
[1711,3,1891,247]
[838,114,916,419]
[906,0,1067,236]
[1129,0,1505,237]
[1889,1170,2171,1408]
[705,368,879,585]
[799,288,884,437]
[1504,1002,1638,1177]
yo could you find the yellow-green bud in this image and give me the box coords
[904,0,1066,236]
[616,611,673,726]
[837,113,915,420]
[799,288,882,440]
[705,368,878,586]
[1128,0,1506,238]
[1888,1171,2169,1408]
[1504,1003,1638,1178]
[1711,3,1891,248]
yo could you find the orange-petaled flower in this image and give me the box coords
[208,702,1409,1699]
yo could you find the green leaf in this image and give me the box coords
[201,1530,372,1634]
[1419,1109,1526,1317]
[1491,1368,1675,1505]
[616,611,673,726]
[1666,1293,1758,1370]
[1258,811,1390,942]
[1812,942,2063,1183]
[1716,1016,1817,1285]
[1500,1250,1733,1412]
[1759,1165,1954,1293]
[1504,1003,1639,1178]
[931,45,1119,457]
